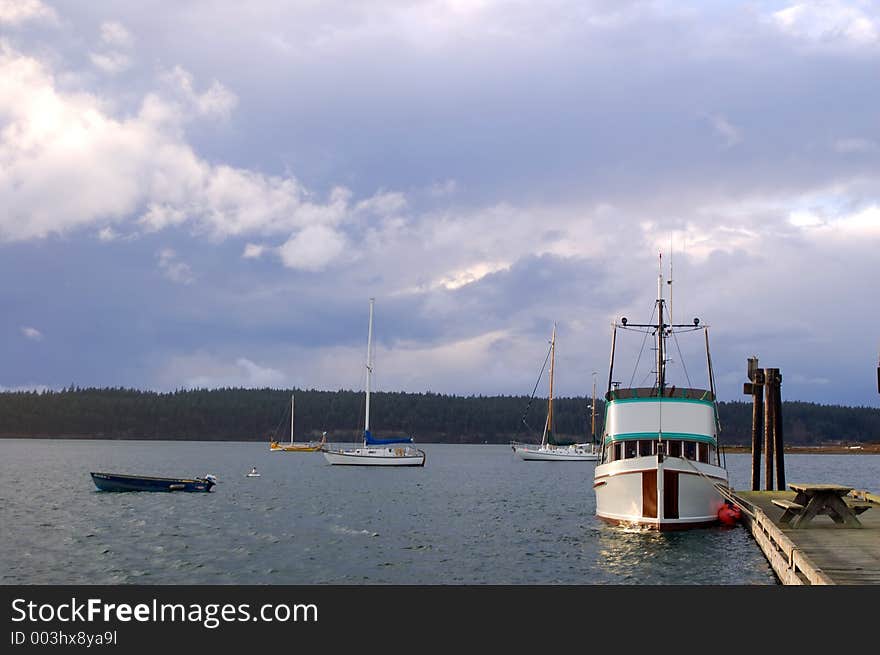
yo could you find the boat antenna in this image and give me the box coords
[667,237,673,325]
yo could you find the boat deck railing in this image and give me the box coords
[606,387,714,402]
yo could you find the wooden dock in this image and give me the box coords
[734,490,880,585]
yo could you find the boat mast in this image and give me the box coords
[656,253,666,394]
[541,324,557,447]
[290,393,295,445]
[606,322,617,395]
[548,323,556,446]
[591,371,597,444]
[364,298,374,446]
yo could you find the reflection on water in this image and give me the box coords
[595,522,773,585]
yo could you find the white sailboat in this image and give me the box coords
[512,324,598,461]
[269,393,326,452]
[321,298,426,467]
[593,256,730,530]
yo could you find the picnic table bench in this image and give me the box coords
[772,483,872,529]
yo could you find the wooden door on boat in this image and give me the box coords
[642,470,657,518]
[663,470,679,519]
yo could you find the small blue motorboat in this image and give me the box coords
[90,472,217,492]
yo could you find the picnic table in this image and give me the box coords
[771,483,873,529]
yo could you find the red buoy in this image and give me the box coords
[718,504,741,526]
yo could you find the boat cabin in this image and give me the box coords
[600,386,721,467]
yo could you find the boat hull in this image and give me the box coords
[322,446,425,466]
[270,443,322,452]
[512,444,598,461]
[90,472,215,492]
[594,456,727,530]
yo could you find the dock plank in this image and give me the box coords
[734,490,880,585]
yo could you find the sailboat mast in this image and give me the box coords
[364,298,374,444]
[591,371,597,443]
[546,324,556,446]
[290,393,295,445]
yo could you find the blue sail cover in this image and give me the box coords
[364,430,413,445]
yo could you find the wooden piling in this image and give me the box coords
[764,369,775,491]
[770,369,785,490]
[744,359,785,491]
[744,357,764,491]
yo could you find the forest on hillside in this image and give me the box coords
[1,387,879,445]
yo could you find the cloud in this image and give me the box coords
[0,43,378,248]
[89,51,132,74]
[429,179,458,197]
[20,326,43,341]
[157,248,194,284]
[159,353,287,389]
[706,113,742,148]
[0,44,160,240]
[98,226,120,241]
[160,66,238,120]
[90,21,135,74]
[427,261,511,291]
[100,21,134,49]
[354,190,407,216]
[0,0,56,25]
[771,1,880,48]
[278,224,347,271]
[242,243,266,258]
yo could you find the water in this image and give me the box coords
[2,440,875,585]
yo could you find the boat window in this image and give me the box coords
[624,441,637,459]
[666,440,681,457]
[683,441,696,461]
[613,442,623,462]
[698,443,709,463]
[639,440,654,456]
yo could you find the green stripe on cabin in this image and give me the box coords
[608,397,716,407]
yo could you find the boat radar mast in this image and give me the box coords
[610,252,705,397]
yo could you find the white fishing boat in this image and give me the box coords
[512,324,598,462]
[593,257,730,530]
[322,298,426,467]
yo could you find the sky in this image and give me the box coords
[2,0,880,406]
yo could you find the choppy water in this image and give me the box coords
[2,439,876,585]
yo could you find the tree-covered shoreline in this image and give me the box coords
[1,387,879,445]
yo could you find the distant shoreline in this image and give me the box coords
[1,434,878,453]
